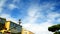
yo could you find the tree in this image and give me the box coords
[48,24,60,34]
[54,31,60,34]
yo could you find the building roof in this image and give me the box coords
[0,17,6,20]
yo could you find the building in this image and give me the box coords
[5,21,22,34]
[0,17,22,34]
[0,17,6,34]
[0,17,34,34]
[22,28,34,34]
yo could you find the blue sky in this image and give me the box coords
[0,0,60,34]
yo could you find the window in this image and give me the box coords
[0,32,2,34]
[24,32,27,34]
[0,18,6,24]
[10,21,22,33]
[0,19,1,21]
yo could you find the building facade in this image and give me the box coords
[22,28,34,34]
[0,17,34,34]
[0,17,22,34]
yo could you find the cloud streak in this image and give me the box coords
[0,0,60,34]
[22,2,60,34]
[0,0,6,13]
[0,13,18,23]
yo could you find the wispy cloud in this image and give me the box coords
[22,2,60,34]
[0,13,18,23]
[8,4,18,10]
[0,0,6,13]
[22,22,53,34]
[0,0,60,34]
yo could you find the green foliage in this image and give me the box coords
[48,24,60,32]
[54,31,60,34]
[48,24,60,34]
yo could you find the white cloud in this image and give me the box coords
[0,0,6,7]
[0,0,6,13]
[22,5,40,24]
[0,1,60,34]
[47,13,60,22]
[28,6,39,17]
[22,3,60,34]
[0,8,3,13]
[8,4,18,10]
[22,21,53,34]
[0,14,18,23]
[22,6,53,34]
[57,18,60,22]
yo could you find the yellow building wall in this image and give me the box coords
[22,28,29,34]
[22,28,34,34]
[29,31,34,34]
[5,21,10,30]
[0,21,10,33]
